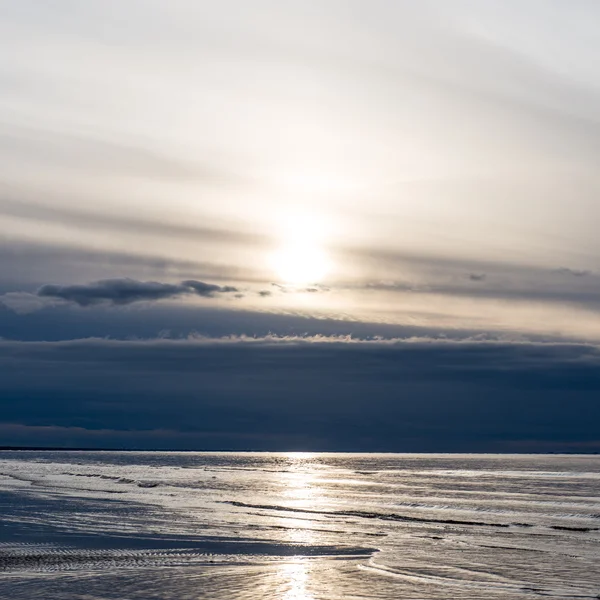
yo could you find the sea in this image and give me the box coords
[0,452,599,599]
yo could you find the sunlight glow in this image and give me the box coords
[273,244,330,285]
[270,212,332,285]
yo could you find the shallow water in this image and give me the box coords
[0,452,599,599]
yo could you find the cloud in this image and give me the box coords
[0,292,49,314]
[0,335,599,451]
[0,422,306,450]
[36,278,239,307]
[0,239,259,287]
[182,280,239,297]
[0,122,254,185]
[0,297,492,344]
[0,197,266,249]
[357,259,600,310]
[270,283,330,294]
[554,267,591,277]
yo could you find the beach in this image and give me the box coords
[1,451,599,599]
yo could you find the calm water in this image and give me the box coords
[0,452,599,599]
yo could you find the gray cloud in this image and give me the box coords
[554,267,591,277]
[341,242,595,282]
[0,298,501,345]
[344,246,600,309]
[37,278,239,307]
[181,280,239,297]
[0,292,48,314]
[361,276,600,311]
[0,196,267,249]
[270,283,330,294]
[0,239,261,288]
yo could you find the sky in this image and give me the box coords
[1,0,600,451]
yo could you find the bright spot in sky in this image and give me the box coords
[273,244,330,285]
[270,212,332,285]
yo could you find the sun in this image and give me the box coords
[273,243,330,285]
[269,211,332,286]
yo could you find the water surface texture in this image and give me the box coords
[1,452,599,599]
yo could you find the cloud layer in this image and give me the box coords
[36,278,239,306]
[1,335,598,452]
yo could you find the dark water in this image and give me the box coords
[0,452,599,599]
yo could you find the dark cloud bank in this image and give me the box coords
[0,336,598,452]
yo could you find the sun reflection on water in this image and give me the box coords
[281,560,314,600]
[277,453,323,600]
[282,453,322,509]
[285,452,316,460]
